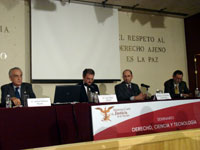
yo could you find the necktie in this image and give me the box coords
[15,87,21,99]
[175,84,179,94]
[128,84,131,91]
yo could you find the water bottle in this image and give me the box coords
[154,89,162,100]
[23,94,29,107]
[195,88,199,97]
[6,94,12,108]
[93,91,99,103]
[88,88,93,103]
[156,89,160,93]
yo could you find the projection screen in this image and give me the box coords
[31,0,120,82]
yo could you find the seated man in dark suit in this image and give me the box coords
[115,69,146,101]
[1,67,36,107]
[164,70,190,98]
[78,68,99,102]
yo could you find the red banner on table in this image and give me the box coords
[91,99,200,140]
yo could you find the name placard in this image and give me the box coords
[156,93,171,100]
[27,98,51,107]
[98,95,118,103]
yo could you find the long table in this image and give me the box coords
[0,99,200,149]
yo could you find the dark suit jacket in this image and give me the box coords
[1,82,36,107]
[78,82,100,102]
[164,79,189,98]
[115,81,141,101]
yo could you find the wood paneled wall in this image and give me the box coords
[185,13,200,94]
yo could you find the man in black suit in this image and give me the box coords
[78,68,99,102]
[1,67,36,107]
[164,70,190,98]
[115,69,146,101]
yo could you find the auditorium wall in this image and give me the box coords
[0,0,188,102]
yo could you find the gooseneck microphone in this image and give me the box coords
[141,83,150,89]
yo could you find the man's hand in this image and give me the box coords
[10,97,21,106]
[134,93,146,100]
[181,93,190,98]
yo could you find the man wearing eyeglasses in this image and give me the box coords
[164,70,190,98]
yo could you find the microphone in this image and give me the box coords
[141,83,150,89]
[84,83,95,92]
[89,85,95,92]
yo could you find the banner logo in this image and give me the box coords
[95,106,114,121]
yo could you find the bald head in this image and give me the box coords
[122,69,133,84]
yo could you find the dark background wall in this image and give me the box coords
[185,13,200,94]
